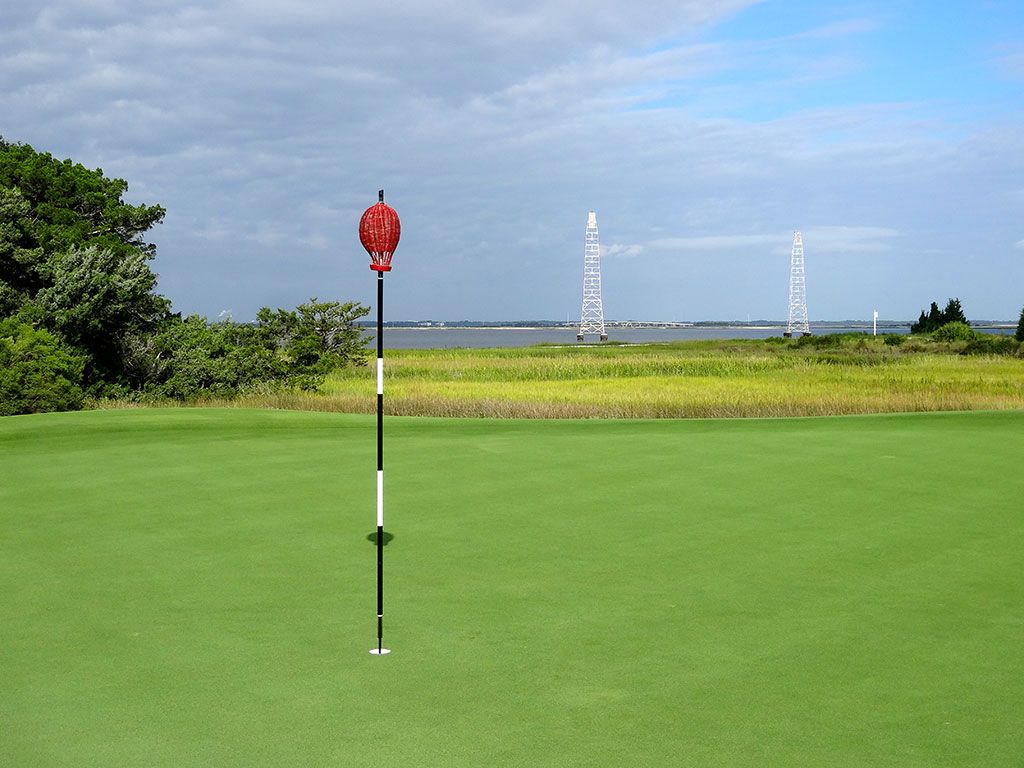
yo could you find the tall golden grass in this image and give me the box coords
[130,336,1023,419]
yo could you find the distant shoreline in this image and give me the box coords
[361,322,1014,330]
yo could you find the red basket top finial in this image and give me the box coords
[359,190,401,272]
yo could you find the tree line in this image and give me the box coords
[1,139,369,415]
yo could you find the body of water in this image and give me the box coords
[366,325,920,349]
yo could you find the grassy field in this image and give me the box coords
[2,407,1022,766]
[199,336,1024,418]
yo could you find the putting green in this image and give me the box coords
[1,408,1021,766]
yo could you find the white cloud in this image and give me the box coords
[648,234,781,250]
[602,243,645,259]
[802,226,899,253]
[645,227,898,259]
[2,1,1022,320]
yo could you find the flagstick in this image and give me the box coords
[371,269,390,655]
[360,188,398,656]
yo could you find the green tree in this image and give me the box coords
[134,299,369,400]
[0,139,164,265]
[910,297,969,334]
[1016,307,1024,343]
[0,186,42,315]
[1,140,371,406]
[28,245,166,383]
[941,298,967,325]
[0,139,168,387]
[292,298,370,372]
[254,298,370,374]
[910,310,928,334]
[146,315,286,399]
[0,318,85,415]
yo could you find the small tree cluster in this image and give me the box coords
[1016,306,1024,343]
[910,298,968,334]
[2,139,370,414]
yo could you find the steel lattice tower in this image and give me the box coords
[577,211,608,342]
[784,230,811,337]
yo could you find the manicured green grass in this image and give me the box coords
[2,408,1022,766]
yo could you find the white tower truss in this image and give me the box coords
[577,211,608,342]
[784,230,811,337]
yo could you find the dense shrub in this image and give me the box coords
[795,333,871,349]
[252,298,370,374]
[933,321,976,342]
[961,334,1021,357]
[883,333,904,346]
[114,299,370,400]
[796,333,840,348]
[0,318,84,415]
[144,316,278,399]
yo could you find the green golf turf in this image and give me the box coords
[1,408,1021,766]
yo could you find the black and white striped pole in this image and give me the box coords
[359,190,401,656]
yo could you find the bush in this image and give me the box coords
[932,321,976,342]
[794,333,875,350]
[0,319,85,415]
[125,299,371,401]
[883,333,904,346]
[795,333,841,349]
[961,334,1021,357]
[145,315,292,400]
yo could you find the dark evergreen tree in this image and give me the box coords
[942,298,967,325]
[1016,306,1024,343]
[911,310,928,334]
[910,298,970,334]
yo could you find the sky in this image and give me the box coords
[2,0,1022,321]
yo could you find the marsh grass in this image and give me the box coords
[91,335,1024,418]
[169,335,1021,418]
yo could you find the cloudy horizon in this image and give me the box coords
[2,0,1022,321]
